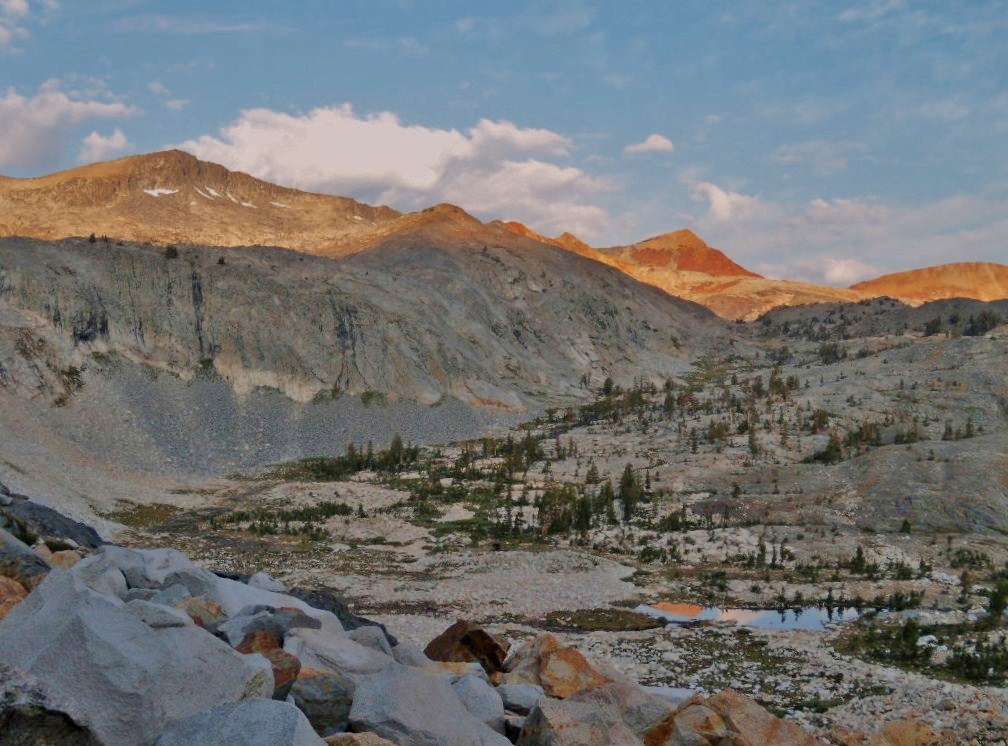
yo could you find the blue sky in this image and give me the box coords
[1,1,1006,284]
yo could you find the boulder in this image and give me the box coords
[391,642,433,667]
[0,575,28,620]
[519,680,674,746]
[0,562,274,745]
[324,733,398,746]
[0,663,101,745]
[705,690,824,746]
[0,526,51,589]
[348,665,512,746]
[148,583,192,607]
[217,604,321,646]
[155,698,324,746]
[502,633,611,698]
[0,497,104,549]
[349,623,395,657]
[176,594,227,629]
[644,701,730,746]
[497,683,545,715]
[288,585,397,645]
[284,627,394,681]
[289,669,356,736]
[262,648,302,700]
[249,570,286,592]
[97,545,218,598]
[869,719,954,746]
[424,620,510,675]
[423,660,490,681]
[517,696,639,746]
[49,549,84,569]
[452,672,506,733]
[124,598,194,629]
[237,629,283,653]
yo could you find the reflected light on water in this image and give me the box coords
[638,603,861,631]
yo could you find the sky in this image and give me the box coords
[1,0,1006,285]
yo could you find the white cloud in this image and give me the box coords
[683,178,1008,286]
[0,0,29,18]
[165,98,189,111]
[148,81,169,96]
[77,127,131,164]
[0,0,30,52]
[820,258,879,285]
[688,181,764,222]
[176,105,611,238]
[0,79,136,171]
[624,133,674,155]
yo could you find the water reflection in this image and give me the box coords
[638,603,860,631]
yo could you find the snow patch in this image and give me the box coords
[226,192,238,204]
[143,188,178,197]
[353,215,363,221]
[194,187,213,200]
[241,201,256,209]
[204,186,220,198]
[270,201,291,209]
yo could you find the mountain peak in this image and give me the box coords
[627,230,760,278]
[0,150,399,253]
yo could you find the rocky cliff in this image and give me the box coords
[0,231,730,478]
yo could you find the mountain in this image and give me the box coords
[5,151,1005,321]
[850,262,1008,303]
[608,229,758,277]
[0,216,733,478]
[0,150,399,254]
[497,223,862,320]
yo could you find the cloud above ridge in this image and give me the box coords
[0,79,136,171]
[176,104,611,238]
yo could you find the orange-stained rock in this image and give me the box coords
[424,620,510,675]
[0,575,28,619]
[644,702,730,746]
[49,549,83,569]
[851,262,1008,304]
[175,595,226,629]
[869,719,956,746]
[706,689,825,746]
[503,633,612,699]
[236,629,282,654]
[259,648,301,699]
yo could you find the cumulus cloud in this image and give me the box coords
[689,181,765,222]
[176,105,611,238]
[0,79,136,171]
[77,127,131,164]
[624,133,674,155]
[683,178,1008,286]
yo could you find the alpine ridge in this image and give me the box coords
[3,150,1007,319]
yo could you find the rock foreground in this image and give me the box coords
[0,488,961,745]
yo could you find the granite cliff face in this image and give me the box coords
[0,227,729,480]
